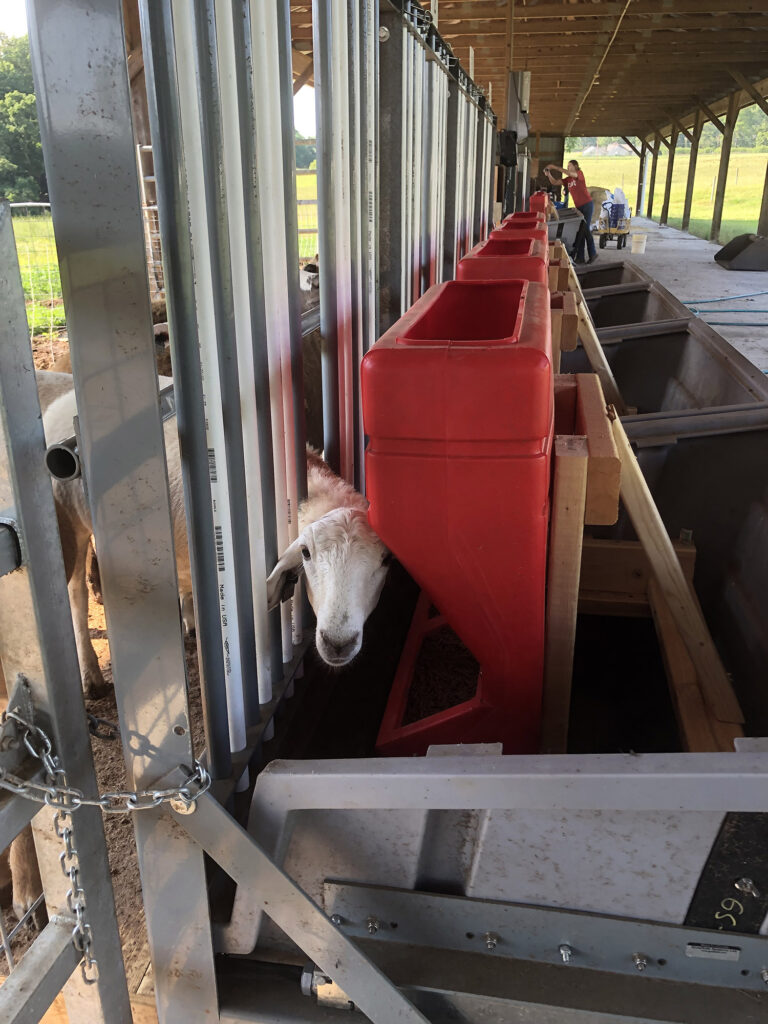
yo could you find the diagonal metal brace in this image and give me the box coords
[171,790,430,1023]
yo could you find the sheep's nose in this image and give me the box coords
[320,630,360,658]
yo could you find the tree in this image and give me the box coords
[0,35,45,201]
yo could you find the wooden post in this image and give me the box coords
[645,136,660,221]
[635,140,646,216]
[610,411,744,727]
[681,109,703,234]
[541,435,589,754]
[659,128,678,226]
[710,91,740,243]
[758,158,768,238]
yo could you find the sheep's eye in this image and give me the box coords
[381,552,393,567]
[301,545,311,560]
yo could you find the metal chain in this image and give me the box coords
[0,708,210,984]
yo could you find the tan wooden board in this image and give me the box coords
[541,435,589,754]
[579,537,695,617]
[611,411,744,726]
[574,374,621,526]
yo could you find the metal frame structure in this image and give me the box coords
[3,2,768,1024]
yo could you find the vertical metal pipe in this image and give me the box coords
[412,34,424,301]
[214,0,277,717]
[139,0,232,776]
[377,8,405,333]
[314,0,340,473]
[249,1,301,658]
[172,0,250,763]
[347,0,364,492]
[442,64,460,282]
[403,27,414,311]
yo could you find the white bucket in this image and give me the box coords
[630,233,647,254]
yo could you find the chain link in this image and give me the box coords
[0,708,210,983]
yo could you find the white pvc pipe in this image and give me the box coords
[171,0,246,757]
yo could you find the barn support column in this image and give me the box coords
[645,136,660,221]
[682,109,704,233]
[710,91,740,243]
[758,158,768,237]
[635,140,646,216]
[659,128,679,226]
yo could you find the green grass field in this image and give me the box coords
[11,212,66,339]
[563,149,767,244]
[296,170,318,258]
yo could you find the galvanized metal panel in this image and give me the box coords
[0,918,79,1024]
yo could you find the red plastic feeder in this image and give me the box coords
[491,223,549,246]
[457,235,549,285]
[362,280,553,756]
[502,211,546,227]
[529,191,549,214]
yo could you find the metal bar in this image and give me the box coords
[377,9,404,333]
[138,0,232,778]
[635,141,646,217]
[0,918,79,1024]
[442,67,460,281]
[225,0,282,712]
[0,789,38,856]
[26,0,219,1016]
[0,523,20,578]
[173,791,430,1023]
[252,0,305,656]
[250,754,768,814]
[314,0,340,473]
[347,0,364,493]
[325,882,768,992]
[1,149,130,1024]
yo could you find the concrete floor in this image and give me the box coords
[591,216,768,372]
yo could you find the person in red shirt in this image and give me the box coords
[544,160,598,264]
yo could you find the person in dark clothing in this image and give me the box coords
[544,160,598,264]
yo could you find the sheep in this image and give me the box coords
[267,448,391,667]
[42,373,193,697]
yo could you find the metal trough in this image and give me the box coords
[575,258,651,289]
[584,280,689,331]
[561,317,768,415]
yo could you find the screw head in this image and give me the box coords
[366,916,380,935]
[559,943,573,964]
[170,796,196,815]
[735,877,761,899]
[633,953,649,972]
[379,26,390,42]
[761,967,768,986]
[484,931,499,951]
[330,914,343,926]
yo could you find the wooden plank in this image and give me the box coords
[648,578,719,753]
[541,435,589,754]
[610,411,744,725]
[549,260,570,291]
[574,374,621,526]
[550,291,579,351]
[710,90,740,243]
[681,109,703,233]
[579,537,695,611]
[659,128,679,226]
[729,70,768,117]
[551,309,562,374]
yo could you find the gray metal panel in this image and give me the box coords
[0,787,38,855]
[174,790,430,1023]
[378,8,405,333]
[24,0,218,1018]
[0,918,79,1024]
[325,882,768,991]
[0,194,130,1023]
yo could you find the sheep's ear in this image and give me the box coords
[266,539,305,611]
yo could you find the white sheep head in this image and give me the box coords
[266,507,390,667]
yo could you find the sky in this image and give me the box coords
[0,1,27,37]
[0,1,317,136]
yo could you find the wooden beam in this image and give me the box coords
[609,411,744,726]
[578,537,696,618]
[664,114,694,144]
[636,140,647,216]
[758,158,768,238]
[698,97,726,134]
[729,69,768,117]
[659,128,679,226]
[575,374,621,527]
[541,435,589,754]
[292,58,314,95]
[645,136,660,221]
[572,294,626,416]
[681,108,704,233]
[621,135,641,158]
[710,90,740,243]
